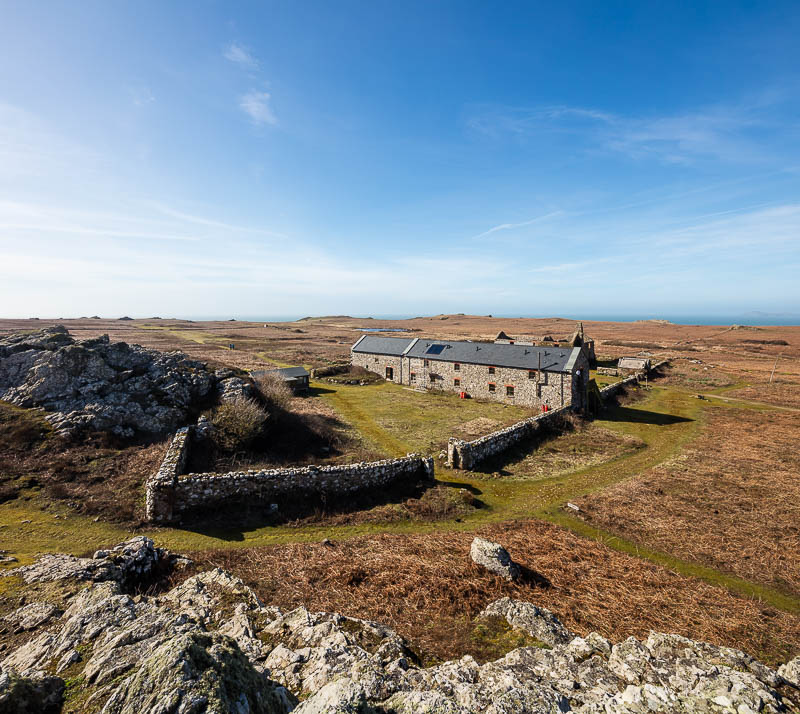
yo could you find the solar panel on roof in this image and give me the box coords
[426,344,446,355]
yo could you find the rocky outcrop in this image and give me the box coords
[0,665,64,713]
[1,542,798,713]
[470,537,521,581]
[3,537,167,590]
[479,597,573,646]
[780,656,800,688]
[0,326,217,438]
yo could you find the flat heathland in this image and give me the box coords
[575,406,800,596]
[199,520,800,666]
[2,314,799,670]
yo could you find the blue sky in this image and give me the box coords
[1,1,799,321]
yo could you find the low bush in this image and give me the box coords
[253,372,293,412]
[211,396,269,452]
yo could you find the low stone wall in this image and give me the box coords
[447,406,570,470]
[598,373,640,399]
[146,433,434,523]
[596,367,619,376]
[599,359,670,399]
[145,426,192,523]
[447,359,671,470]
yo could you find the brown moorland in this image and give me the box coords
[198,520,800,667]
[1,315,798,408]
[575,406,800,596]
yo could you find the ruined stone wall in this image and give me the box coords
[351,351,404,384]
[404,356,573,409]
[147,436,434,523]
[447,406,570,470]
[144,426,192,523]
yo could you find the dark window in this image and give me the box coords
[410,372,416,383]
[506,385,514,396]
[374,357,378,362]
[385,366,393,380]
[454,378,460,387]
[528,370,536,379]
[454,362,460,371]
[423,359,429,367]
[488,382,496,392]
[426,344,446,355]
[488,366,495,374]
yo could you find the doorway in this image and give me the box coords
[385,366,394,380]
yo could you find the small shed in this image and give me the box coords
[251,366,310,393]
[617,357,651,373]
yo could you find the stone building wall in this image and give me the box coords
[357,350,588,411]
[351,351,404,384]
[413,358,568,408]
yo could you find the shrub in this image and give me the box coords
[253,372,293,412]
[211,396,269,452]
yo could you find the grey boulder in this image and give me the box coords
[470,536,521,581]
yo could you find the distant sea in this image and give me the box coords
[183,313,800,326]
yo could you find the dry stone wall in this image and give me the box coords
[145,426,192,523]
[598,360,669,400]
[146,431,434,523]
[447,405,570,470]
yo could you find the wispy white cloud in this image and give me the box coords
[239,91,277,126]
[130,87,155,106]
[467,99,783,165]
[470,211,564,240]
[147,201,287,238]
[224,42,259,69]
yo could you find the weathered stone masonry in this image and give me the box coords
[145,426,192,523]
[447,406,570,470]
[145,430,434,523]
[351,351,404,384]
[352,336,590,410]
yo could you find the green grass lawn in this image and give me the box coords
[315,380,533,457]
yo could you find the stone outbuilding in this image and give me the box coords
[251,366,310,393]
[617,357,651,374]
[351,336,589,411]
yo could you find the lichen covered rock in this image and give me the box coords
[470,537,521,581]
[0,326,217,438]
[1,540,798,713]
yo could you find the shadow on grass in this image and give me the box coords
[174,475,482,538]
[436,480,483,496]
[603,405,693,426]
[307,386,336,396]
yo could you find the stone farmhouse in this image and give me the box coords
[351,336,589,410]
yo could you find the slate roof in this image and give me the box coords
[251,366,309,380]
[351,335,415,356]
[353,335,582,373]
